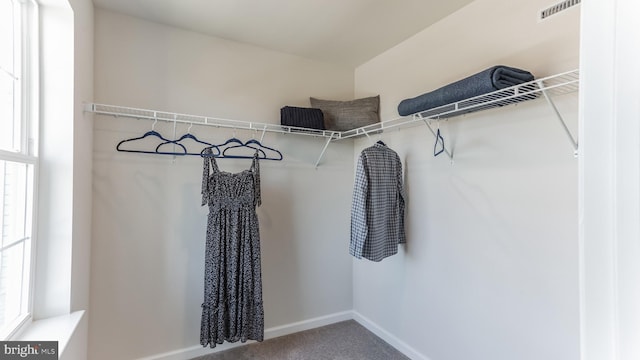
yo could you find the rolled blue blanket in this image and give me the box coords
[397,65,535,117]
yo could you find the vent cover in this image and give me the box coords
[540,0,581,20]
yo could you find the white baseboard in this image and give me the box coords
[138,311,354,360]
[352,311,431,360]
[139,311,428,360]
[264,310,353,339]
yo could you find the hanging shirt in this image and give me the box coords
[350,142,406,261]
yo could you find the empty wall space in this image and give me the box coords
[353,0,580,359]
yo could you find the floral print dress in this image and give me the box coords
[200,149,264,348]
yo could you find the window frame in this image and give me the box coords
[0,0,39,340]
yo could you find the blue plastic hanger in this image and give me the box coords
[220,139,269,160]
[156,132,220,156]
[201,137,245,158]
[241,139,283,161]
[433,128,445,157]
[116,130,187,155]
[200,134,283,161]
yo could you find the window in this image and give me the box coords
[0,0,38,339]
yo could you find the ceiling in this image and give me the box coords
[92,0,474,67]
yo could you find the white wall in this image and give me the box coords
[36,0,75,320]
[31,0,93,358]
[68,1,93,358]
[353,1,580,359]
[69,0,94,316]
[90,9,354,359]
[579,0,640,359]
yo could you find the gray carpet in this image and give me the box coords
[192,320,410,360]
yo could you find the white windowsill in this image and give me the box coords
[13,310,85,355]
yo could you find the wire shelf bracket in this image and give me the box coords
[314,137,333,168]
[540,84,579,156]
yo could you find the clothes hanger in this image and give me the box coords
[363,131,382,147]
[375,131,386,146]
[199,130,268,159]
[249,128,283,160]
[220,139,271,160]
[116,118,187,155]
[242,138,283,161]
[200,129,244,157]
[433,119,445,157]
[156,123,221,156]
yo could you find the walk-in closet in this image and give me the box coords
[6,0,640,359]
[89,1,581,358]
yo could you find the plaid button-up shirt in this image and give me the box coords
[350,143,406,261]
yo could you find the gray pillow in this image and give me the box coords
[310,95,380,131]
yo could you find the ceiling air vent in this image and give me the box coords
[540,0,581,20]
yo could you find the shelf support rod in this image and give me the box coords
[314,137,333,168]
[540,84,578,155]
[422,119,453,161]
[260,125,267,143]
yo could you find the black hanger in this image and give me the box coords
[376,140,386,146]
[156,133,221,156]
[433,128,445,157]
[116,130,187,155]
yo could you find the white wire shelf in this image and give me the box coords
[340,69,579,140]
[85,103,342,139]
[86,69,579,165]
[339,69,579,160]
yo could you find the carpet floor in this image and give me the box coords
[192,320,410,360]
